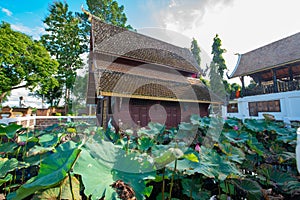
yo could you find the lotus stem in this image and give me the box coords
[168,159,177,200]
[162,167,165,200]
[126,135,129,155]
[189,176,194,200]
[68,172,75,200]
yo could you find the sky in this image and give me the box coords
[1,0,300,107]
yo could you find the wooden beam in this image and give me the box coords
[99,91,222,104]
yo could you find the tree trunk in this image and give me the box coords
[0,92,7,105]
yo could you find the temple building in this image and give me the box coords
[228,32,300,121]
[86,15,220,129]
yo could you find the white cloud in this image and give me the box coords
[154,0,234,31]
[144,0,300,84]
[11,24,32,34]
[11,23,46,40]
[1,7,12,16]
[4,88,43,108]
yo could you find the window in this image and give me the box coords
[249,100,281,116]
[227,103,238,113]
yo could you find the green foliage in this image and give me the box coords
[0,22,58,103]
[72,73,88,113]
[0,117,299,199]
[0,158,19,182]
[74,136,155,200]
[232,179,263,200]
[74,146,119,200]
[190,38,201,66]
[40,1,87,107]
[7,144,81,200]
[32,176,81,200]
[86,0,132,29]
[211,34,227,78]
[208,62,227,106]
[0,123,22,139]
[181,177,211,199]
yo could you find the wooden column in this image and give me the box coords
[272,69,278,93]
[258,74,262,86]
[240,76,245,96]
[289,66,294,90]
[96,98,104,126]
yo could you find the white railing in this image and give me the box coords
[0,115,97,128]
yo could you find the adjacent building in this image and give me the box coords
[228,32,300,121]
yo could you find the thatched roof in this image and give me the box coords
[230,32,300,78]
[91,17,200,73]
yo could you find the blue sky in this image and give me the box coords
[1,0,300,60]
[1,0,300,107]
[0,0,159,38]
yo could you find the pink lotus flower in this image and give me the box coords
[18,141,26,146]
[233,125,239,131]
[195,144,201,152]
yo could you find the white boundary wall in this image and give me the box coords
[227,90,300,121]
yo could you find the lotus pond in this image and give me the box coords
[0,115,300,200]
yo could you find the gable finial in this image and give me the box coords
[81,5,92,21]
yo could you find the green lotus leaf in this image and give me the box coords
[154,148,184,169]
[181,177,211,199]
[218,142,245,164]
[0,173,13,187]
[183,153,199,163]
[0,142,18,154]
[0,124,22,139]
[18,132,38,143]
[0,158,19,178]
[7,142,81,200]
[38,133,60,147]
[222,130,249,144]
[244,119,267,133]
[73,148,119,200]
[247,136,265,156]
[225,118,240,127]
[138,136,154,151]
[74,137,155,200]
[26,146,54,157]
[232,179,263,200]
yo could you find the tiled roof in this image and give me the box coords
[92,53,190,83]
[96,69,213,103]
[91,17,200,73]
[230,32,300,78]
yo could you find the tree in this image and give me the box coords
[211,34,227,78]
[32,81,63,107]
[0,22,58,104]
[86,0,133,29]
[41,1,88,111]
[191,38,201,66]
[72,73,88,114]
[190,38,209,85]
[208,62,226,115]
